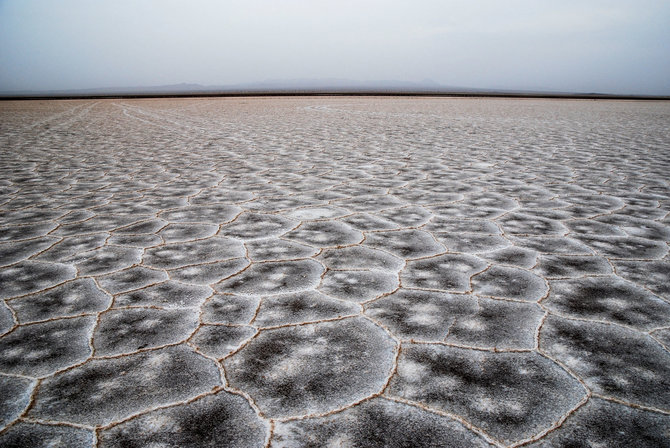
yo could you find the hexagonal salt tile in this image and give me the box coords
[573,235,668,259]
[0,261,76,299]
[544,276,670,330]
[71,246,143,276]
[0,317,95,377]
[319,270,398,303]
[224,317,395,418]
[613,260,670,300]
[159,204,241,223]
[0,237,60,267]
[253,291,360,327]
[318,246,404,271]
[94,308,200,356]
[190,325,256,358]
[402,254,487,292]
[29,345,221,426]
[114,281,212,308]
[8,278,111,323]
[97,267,168,294]
[245,238,319,261]
[215,260,324,296]
[284,221,363,248]
[388,344,586,444]
[98,390,268,447]
[528,398,670,448]
[445,298,545,350]
[366,289,477,341]
[273,397,491,447]
[219,212,298,240]
[33,233,108,262]
[168,258,249,285]
[364,230,445,259]
[0,374,35,429]
[481,246,538,268]
[159,223,219,243]
[143,237,245,269]
[471,266,547,302]
[201,294,260,325]
[540,315,670,410]
[0,422,94,448]
[533,255,612,278]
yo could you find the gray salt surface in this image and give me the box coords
[1,97,669,446]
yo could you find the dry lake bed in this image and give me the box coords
[0,97,669,447]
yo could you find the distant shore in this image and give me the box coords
[2,90,669,101]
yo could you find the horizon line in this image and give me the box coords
[2,90,670,101]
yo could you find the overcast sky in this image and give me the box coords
[1,0,669,94]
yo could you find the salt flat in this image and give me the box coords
[0,97,669,447]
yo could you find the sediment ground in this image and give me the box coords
[1,97,669,447]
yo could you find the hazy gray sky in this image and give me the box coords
[1,0,669,94]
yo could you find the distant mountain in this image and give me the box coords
[0,78,472,96]
[2,80,663,98]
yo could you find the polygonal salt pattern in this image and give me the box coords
[0,422,95,448]
[158,204,241,223]
[8,278,111,323]
[388,344,587,444]
[190,324,256,358]
[318,245,404,271]
[159,222,219,243]
[533,254,612,278]
[366,289,478,341]
[71,245,143,276]
[0,317,95,377]
[219,212,298,240]
[114,280,212,308]
[143,237,245,269]
[445,298,545,350]
[0,261,76,299]
[97,266,168,294]
[93,307,200,356]
[573,234,668,259]
[0,374,34,430]
[272,397,492,447]
[0,301,14,335]
[528,398,670,448]
[471,266,548,302]
[401,254,488,292]
[253,291,360,327]
[33,232,108,262]
[613,259,670,300]
[200,294,260,325]
[168,258,249,285]
[0,237,59,267]
[2,98,670,445]
[540,315,670,410]
[98,390,269,447]
[481,246,539,268]
[284,220,363,248]
[319,269,398,302]
[245,238,319,261]
[29,345,221,426]
[434,233,510,253]
[364,229,445,259]
[215,260,324,295]
[543,276,670,330]
[498,212,568,236]
[0,222,58,242]
[224,317,396,418]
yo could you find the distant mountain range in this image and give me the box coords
[1,79,666,99]
[1,78,462,96]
